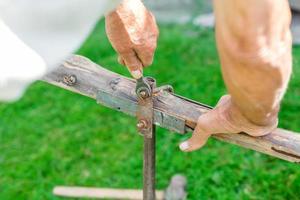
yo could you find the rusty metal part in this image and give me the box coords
[143,124,156,200]
[136,77,151,99]
[137,120,148,130]
[63,74,77,86]
[97,90,187,134]
[135,77,183,200]
[136,77,157,200]
[136,77,156,139]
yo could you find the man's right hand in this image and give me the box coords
[105,0,159,79]
[179,95,278,152]
[178,0,292,152]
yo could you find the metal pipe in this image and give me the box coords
[143,124,156,200]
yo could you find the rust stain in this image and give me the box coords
[271,147,300,160]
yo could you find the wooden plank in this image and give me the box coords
[42,55,300,163]
[53,186,164,200]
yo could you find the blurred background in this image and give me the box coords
[0,0,300,199]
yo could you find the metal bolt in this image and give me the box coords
[137,120,148,129]
[139,90,148,99]
[63,75,77,86]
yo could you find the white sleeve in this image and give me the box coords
[0,19,46,102]
[0,0,121,102]
[0,0,122,69]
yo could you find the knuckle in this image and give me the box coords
[140,44,156,55]
[125,61,141,68]
[118,58,125,65]
[148,44,157,53]
[126,58,143,68]
[143,60,153,67]
[127,66,140,72]
[119,49,134,56]
[141,53,154,66]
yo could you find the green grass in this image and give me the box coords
[1,20,300,200]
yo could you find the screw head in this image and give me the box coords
[139,90,148,98]
[63,75,77,86]
[137,120,148,129]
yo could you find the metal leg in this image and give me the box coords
[143,125,156,200]
[53,122,188,200]
[53,76,188,200]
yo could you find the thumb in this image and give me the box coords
[179,119,212,152]
[179,95,234,152]
[120,50,143,79]
[179,108,222,152]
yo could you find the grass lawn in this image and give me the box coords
[1,20,300,200]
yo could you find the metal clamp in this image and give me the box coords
[136,77,156,200]
[136,77,156,139]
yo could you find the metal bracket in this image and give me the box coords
[96,90,187,134]
[136,77,156,139]
[136,77,157,200]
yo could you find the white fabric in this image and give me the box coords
[0,0,121,102]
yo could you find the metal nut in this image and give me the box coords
[63,75,77,86]
[137,120,148,129]
[139,90,148,99]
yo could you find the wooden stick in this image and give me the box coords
[53,186,164,200]
[42,55,300,163]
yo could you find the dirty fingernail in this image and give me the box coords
[179,141,189,151]
[131,70,142,79]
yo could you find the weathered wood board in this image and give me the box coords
[53,186,164,200]
[42,55,300,163]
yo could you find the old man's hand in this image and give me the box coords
[106,0,159,79]
[179,95,278,152]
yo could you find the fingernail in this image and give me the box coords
[131,70,142,79]
[179,141,189,151]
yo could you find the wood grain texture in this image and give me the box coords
[53,186,164,200]
[42,55,300,163]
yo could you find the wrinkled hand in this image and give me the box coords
[179,95,278,152]
[105,0,159,79]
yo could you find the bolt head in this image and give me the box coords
[63,75,77,86]
[137,120,148,129]
[140,91,148,98]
